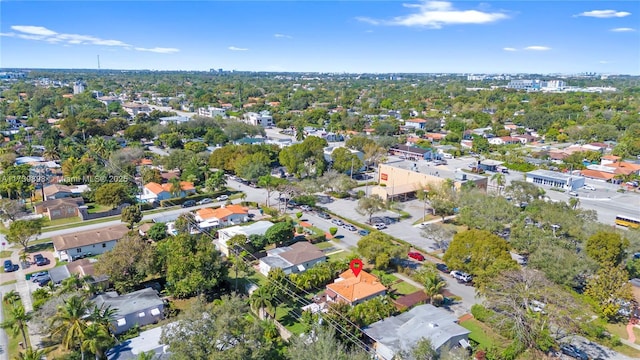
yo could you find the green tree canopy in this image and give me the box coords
[264,221,294,246]
[94,234,155,293]
[357,232,408,269]
[586,231,629,267]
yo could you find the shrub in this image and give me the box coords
[296,212,303,219]
[261,207,279,217]
[471,304,493,322]
[329,227,338,236]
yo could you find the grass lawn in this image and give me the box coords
[314,241,334,250]
[460,318,506,350]
[41,217,81,228]
[0,279,17,286]
[412,214,438,225]
[275,304,306,336]
[607,323,640,344]
[86,203,113,214]
[391,281,419,295]
[327,250,350,262]
[0,250,12,258]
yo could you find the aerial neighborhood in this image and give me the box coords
[0,67,638,360]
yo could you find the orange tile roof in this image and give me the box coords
[145,181,194,195]
[406,118,427,123]
[196,204,248,220]
[580,169,616,180]
[605,162,640,175]
[144,182,165,195]
[326,270,387,304]
[602,155,621,161]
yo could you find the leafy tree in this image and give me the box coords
[123,124,152,141]
[184,141,207,153]
[420,222,455,251]
[257,175,287,207]
[443,229,518,290]
[355,195,386,224]
[357,232,407,270]
[94,183,131,208]
[14,347,48,360]
[279,136,328,178]
[264,221,294,246]
[505,180,545,204]
[585,231,629,267]
[205,170,227,192]
[331,147,363,174]
[398,338,438,360]
[429,180,458,221]
[147,222,168,242]
[235,152,271,181]
[121,205,143,229]
[160,294,275,360]
[457,192,519,234]
[141,168,163,184]
[0,199,26,221]
[7,219,43,254]
[156,234,227,298]
[491,172,506,194]
[286,325,371,360]
[94,235,155,293]
[585,265,634,321]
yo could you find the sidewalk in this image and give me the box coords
[9,248,42,350]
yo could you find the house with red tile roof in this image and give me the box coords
[195,204,249,228]
[326,270,387,306]
[139,181,195,203]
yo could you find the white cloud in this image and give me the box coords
[357,1,509,29]
[599,60,612,64]
[575,10,631,18]
[274,33,292,39]
[228,46,249,51]
[524,46,551,51]
[610,27,636,32]
[5,24,178,53]
[134,47,180,54]
[503,47,517,51]
[11,25,57,36]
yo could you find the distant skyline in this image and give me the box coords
[1,1,639,74]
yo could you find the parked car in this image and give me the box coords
[450,270,472,283]
[33,253,50,266]
[436,263,449,273]
[317,212,331,219]
[331,218,344,226]
[408,251,425,261]
[197,198,213,205]
[3,260,18,273]
[216,195,229,201]
[35,275,51,286]
[344,224,357,232]
[568,191,579,197]
[30,271,49,282]
[560,344,588,360]
[582,185,596,191]
[374,223,387,230]
[300,205,312,211]
[358,229,370,236]
[181,200,196,208]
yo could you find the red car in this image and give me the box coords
[408,251,425,261]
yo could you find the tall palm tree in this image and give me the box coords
[422,272,447,306]
[43,145,60,161]
[250,287,275,320]
[168,177,182,198]
[1,304,32,346]
[50,295,91,354]
[14,346,47,360]
[135,351,157,360]
[81,323,114,360]
[568,197,580,210]
[3,290,21,306]
[88,305,117,335]
[491,172,506,194]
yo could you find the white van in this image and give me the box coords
[442,153,453,159]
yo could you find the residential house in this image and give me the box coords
[581,159,640,182]
[259,242,327,276]
[404,118,427,130]
[34,197,84,220]
[195,204,249,229]
[48,258,108,286]
[139,181,195,203]
[52,224,130,261]
[242,111,274,127]
[43,184,88,201]
[197,106,227,118]
[159,116,191,125]
[513,134,536,144]
[122,103,151,117]
[216,221,274,256]
[363,304,471,359]
[425,133,446,142]
[97,96,121,106]
[92,288,164,335]
[326,270,387,306]
[488,136,521,145]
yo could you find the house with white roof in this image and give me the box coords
[216,221,274,256]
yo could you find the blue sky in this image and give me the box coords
[1,1,639,74]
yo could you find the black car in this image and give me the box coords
[4,260,18,273]
[560,344,588,360]
[33,254,50,266]
[436,263,449,273]
[182,200,196,208]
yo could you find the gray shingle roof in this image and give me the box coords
[92,288,163,318]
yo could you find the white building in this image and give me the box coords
[73,81,85,94]
[543,80,565,90]
[259,242,326,276]
[242,111,274,127]
[216,221,275,256]
[52,224,129,261]
[198,106,227,118]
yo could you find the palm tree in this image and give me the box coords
[135,351,157,360]
[3,290,21,306]
[43,145,60,161]
[81,323,113,360]
[50,295,91,354]
[1,304,32,346]
[568,197,580,210]
[59,274,84,295]
[168,177,182,198]
[491,172,506,194]
[422,272,447,306]
[14,347,47,360]
[250,287,275,320]
[88,305,117,335]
